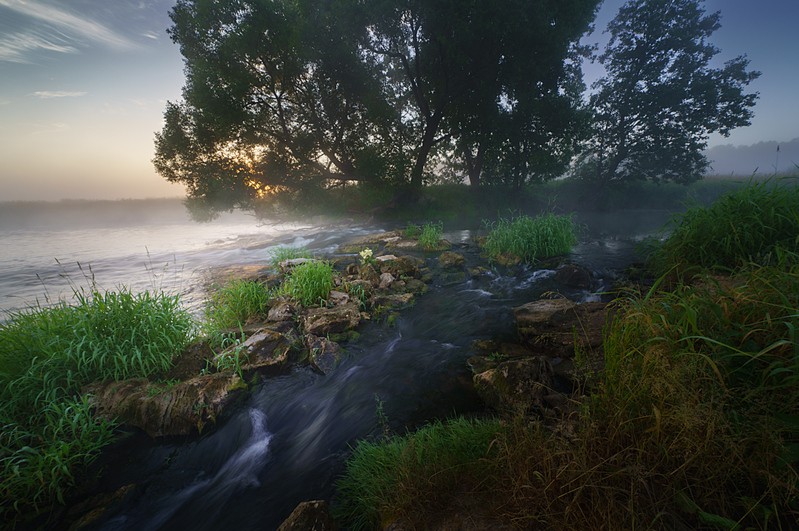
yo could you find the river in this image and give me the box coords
[0,201,675,529]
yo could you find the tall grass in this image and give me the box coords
[0,288,194,523]
[649,180,799,275]
[482,213,577,263]
[204,279,273,339]
[334,417,503,530]
[417,222,443,250]
[280,260,334,307]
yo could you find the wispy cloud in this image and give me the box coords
[0,31,77,63]
[0,0,138,62]
[29,91,87,99]
[141,31,159,41]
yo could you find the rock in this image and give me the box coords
[375,254,398,262]
[377,255,424,279]
[514,299,608,356]
[438,251,465,269]
[379,272,395,289]
[403,278,428,294]
[306,335,343,375]
[277,500,335,531]
[219,328,294,373]
[87,372,246,437]
[302,302,362,336]
[279,258,313,271]
[371,292,414,310]
[473,357,554,413]
[554,264,593,289]
[267,300,295,322]
[358,263,380,284]
[328,290,350,306]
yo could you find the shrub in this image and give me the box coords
[482,213,577,263]
[280,260,334,307]
[649,180,799,275]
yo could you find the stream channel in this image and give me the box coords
[76,210,673,530]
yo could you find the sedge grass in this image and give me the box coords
[482,213,577,264]
[649,180,799,276]
[0,288,194,524]
[417,221,443,250]
[280,260,334,307]
[204,279,273,340]
[334,417,503,530]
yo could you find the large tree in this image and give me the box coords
[154,0,598,213]
[577,0,760,184]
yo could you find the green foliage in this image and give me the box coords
[403,223,421,239]
[204,279,273,339]
[0,288,193,523]
[334,417,503,530]
[156,0,598,216]
[417,222,443,251]
[280,260,334,307]
[482,213,577,263]
[578,0,759,184]
[649,181,799,275]
[269,246,312,268]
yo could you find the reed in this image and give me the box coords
[417,221,443,250]
[482,213,577,263]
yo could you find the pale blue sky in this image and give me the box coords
[0,0,797,201]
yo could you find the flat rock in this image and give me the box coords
[302,302,362,336]
[306,335,343,375]
[87,372,245,437]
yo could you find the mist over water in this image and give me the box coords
[0,199,323,316]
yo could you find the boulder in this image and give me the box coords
[218,328,294,373]
[302,302,362,336]
[377,255,424,279]
[554,264,593,289]
[371,292,414,310]
[438,251,465,269]
[306,335,343,375]
[473,357,554,413]
[87,373,245,437]
[277,500,335,531]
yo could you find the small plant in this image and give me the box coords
[403,222,421,239]
[482,213,577,264]
[280,260,334,307]
[346,282,369,309]
[216,344,248,379]
[359,247,376,266]
[418,221,443,250]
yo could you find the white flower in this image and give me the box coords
[359,248,373,263]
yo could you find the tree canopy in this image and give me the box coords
[154,0,599,213]
[577,0,760,184]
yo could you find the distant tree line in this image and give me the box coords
[154,0,759,214]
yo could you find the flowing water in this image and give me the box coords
[0,202,675,529]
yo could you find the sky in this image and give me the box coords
[0,0,797,201]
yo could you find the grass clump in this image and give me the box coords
[417,221,443,250]
[482,213,577,264]
[334,417,503,530]
[649,180,799,275]
[204,279,273,337]
[0,288,193,523]
[280,260,334,307]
